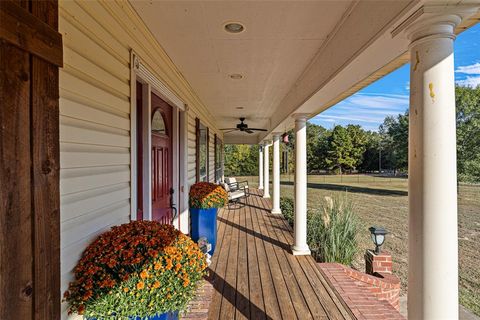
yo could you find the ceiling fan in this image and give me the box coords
[221,117,267,134]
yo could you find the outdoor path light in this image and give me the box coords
[369,226,388,254]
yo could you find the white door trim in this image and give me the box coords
[130,51,187,230]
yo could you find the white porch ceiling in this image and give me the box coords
[130,1,480,144]
[130,0,353,140]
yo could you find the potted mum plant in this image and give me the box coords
[189,182,228,254]
[63,221,207,320]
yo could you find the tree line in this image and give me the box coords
[224,86,480,183]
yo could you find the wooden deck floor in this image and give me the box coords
[207,190,354,320]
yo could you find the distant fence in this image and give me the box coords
[233,174,408,185]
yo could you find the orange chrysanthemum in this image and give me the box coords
[189,182,228,209]
[140,270,149,279]
[63,221,207,316]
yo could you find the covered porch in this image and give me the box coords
[1,1,480,319]
[208,190,352,319]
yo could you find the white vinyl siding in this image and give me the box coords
[59,2,131,319]
[59,2,222,317]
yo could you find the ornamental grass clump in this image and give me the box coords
[63,221,207,318]
[189,182,228,209]
[280,197,294,227]
[307,195,359,266]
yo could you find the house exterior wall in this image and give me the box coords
[58,1,221,318]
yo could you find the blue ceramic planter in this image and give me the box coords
[190,207,218,254]
[88,311,178,320]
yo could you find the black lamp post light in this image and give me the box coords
[369,226,388,254]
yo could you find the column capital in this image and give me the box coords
[291,113,310,121]
[392,5,478,44]
[272,132,282,138]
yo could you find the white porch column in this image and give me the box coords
[263,142,270,198]
[258,144,264,190]
[271,134,281,214]
[406,13,467,320]
[292,114,310,255]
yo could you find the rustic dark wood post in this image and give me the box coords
[0,1,62,319]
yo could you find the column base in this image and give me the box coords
[271,208,282,214]
[258,186,264,190]
[263,193,270,199]
[291,245,311,256]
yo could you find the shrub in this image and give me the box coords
[307,195,359,265]
[280,197,294,227]
[63,221,207,318]
[189,182,228,209]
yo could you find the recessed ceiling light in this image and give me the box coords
[236,106,244,110]
[224,22,245,34]
[229,73,243,80]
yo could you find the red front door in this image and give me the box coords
[151,93,173,224]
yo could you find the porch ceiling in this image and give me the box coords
[130,0,352,141]
[131,1,480,144]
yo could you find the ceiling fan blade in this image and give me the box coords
[223,129,238,134]
[247,128,268,131]
[245,129,255,134]
[220,128,238,130]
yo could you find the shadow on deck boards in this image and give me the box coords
[217,215,291,251]
[206,269,273,320]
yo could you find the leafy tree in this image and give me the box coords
[224,144,259,176]
[346,125,368,167]
[379,112,409,172]
[324,125,367,174]
[456,85,480,182]
[306,123,328,173]
[358,131,382,172]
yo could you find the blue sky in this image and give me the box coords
[310,23,480,132]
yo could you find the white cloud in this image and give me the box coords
[323,93,408,117]
[315,114,386,124]
[456,76,480,88]
[344,93,409,110]
[456,62,480,75]
[311,92,409,131]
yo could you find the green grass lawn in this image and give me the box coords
[235,174,480,316]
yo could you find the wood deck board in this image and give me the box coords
[256,196,313,320]
[248,196,282,320]
[245,196,266,320]
[207,207,232,320]
[251,194,297,320]
[274,207,354,320]
[221,200,241,319]
[207,190,352,320]
[260,197,329,319]
[235,196,250,320]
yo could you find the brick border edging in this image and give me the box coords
[318,263,404,320]
[345,267,401,290]
[180,278,214,320]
